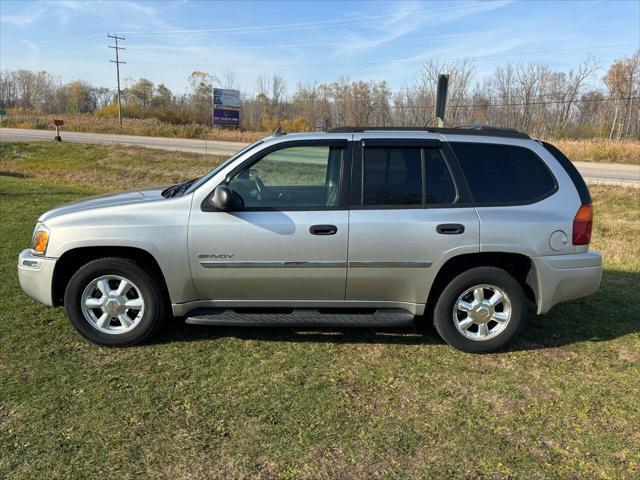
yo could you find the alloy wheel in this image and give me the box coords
[80,275,145,334]
[452,284,512,341]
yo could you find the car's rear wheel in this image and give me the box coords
[433,266,526,353]
[64,257,167,346]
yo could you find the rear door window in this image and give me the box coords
[451,143,556,204]
[361,147,456,206]
[363,147,422,205]
[424,149,456,204]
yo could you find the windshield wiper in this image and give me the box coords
[162,177,200,198]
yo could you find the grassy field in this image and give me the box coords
[0,142,639,479]
[0,141,226,192]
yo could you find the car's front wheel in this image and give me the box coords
[433,266,526,353]
[64,257,167,346]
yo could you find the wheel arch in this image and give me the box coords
[51,246,171,307]
[426,252,538,317]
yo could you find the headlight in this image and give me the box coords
[31,223,50,256]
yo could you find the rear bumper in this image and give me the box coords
[531,252,602,314]
[17,249,56,306]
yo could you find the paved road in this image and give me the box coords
[573,161,640,186]
[2,127,639,186]
[0,127,246,156]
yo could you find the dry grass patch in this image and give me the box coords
[2,111,266,143]
[4,111,639,165]
[552,138,640,164]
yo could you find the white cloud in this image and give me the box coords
[332,0,513,59]
[19,38,41,56]
[0,5,49,25]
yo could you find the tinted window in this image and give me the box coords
[425,149,456,204]
[361,147,456,206]
[229,145,343,208]
[542,141,591,204]
[363,147,422,205]
[452,143,556,204]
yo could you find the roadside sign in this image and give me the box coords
[213,88,241,108]
[52,119,64,141]
[213,108,240,127]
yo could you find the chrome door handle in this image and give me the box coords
[436,223,465,235]
[309,224,337,235]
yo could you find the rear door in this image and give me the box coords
[346,137,480,307]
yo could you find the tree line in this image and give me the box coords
[1,51,638,139]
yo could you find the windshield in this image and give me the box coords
[184,140,264,195]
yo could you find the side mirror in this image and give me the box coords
[210,184,234,211]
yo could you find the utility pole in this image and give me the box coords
[108,33,126,130]
[609,105,618,141]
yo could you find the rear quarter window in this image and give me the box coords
[451,143,557,204]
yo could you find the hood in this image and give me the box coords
[38,188,166,223]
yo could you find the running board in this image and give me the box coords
[185,308,415,327]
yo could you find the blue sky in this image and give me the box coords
[1,0,638,94]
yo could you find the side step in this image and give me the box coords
[185,308,415,327]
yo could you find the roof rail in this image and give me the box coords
[327,125,530,139]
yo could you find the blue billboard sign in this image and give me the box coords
[213,88,241,108]
[213,108,240,127]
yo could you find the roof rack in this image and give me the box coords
[327,125,530,140]
[272,126,287,137]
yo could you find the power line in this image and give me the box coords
[123,38,635,53]
[108,33,126,129]
[124,44,637,70]
[382,96,640,110]
[117,4,470,36]
[124,31,489,52]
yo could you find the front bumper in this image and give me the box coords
[17,249,57,306]
[531,252,602,314]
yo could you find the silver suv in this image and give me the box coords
[17,127,602,353]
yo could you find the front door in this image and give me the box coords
[188,140,351,301]
[346,139,480,307]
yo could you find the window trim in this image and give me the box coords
[201,139,352,212]
[350,140,462,210]
[361,138,442,148]
[539,140,591,204]
[449,142,559,207]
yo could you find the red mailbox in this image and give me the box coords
[53,119,64,141]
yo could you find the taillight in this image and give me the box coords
[573,204,593,245]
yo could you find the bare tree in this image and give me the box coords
[222,70,237,90]
[2,51,638,139]
[605,51,640,138]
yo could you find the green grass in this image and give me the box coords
[0,141,226,192]
[0,143,639,479]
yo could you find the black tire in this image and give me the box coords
[64,257,168,346]
[433,266,526,353]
